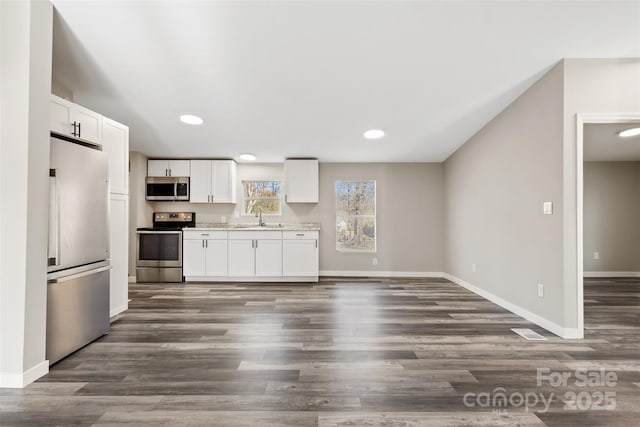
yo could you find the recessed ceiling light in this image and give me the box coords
[239,153,256,161]
[179,114,203,125]
[618,127,640,138]
[364,129,385,139]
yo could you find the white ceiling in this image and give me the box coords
[584,123,640,161]
[51,1,640,163]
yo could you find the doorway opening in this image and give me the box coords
[576,114,640,336]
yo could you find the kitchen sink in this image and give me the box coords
[229,224,283,229]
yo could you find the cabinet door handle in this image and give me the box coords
[315,239,318,248]
[71,121,77,137]
[77,122,81,138]
[202,240,204,248]
[296,233,304,236]
[205,240,208,248]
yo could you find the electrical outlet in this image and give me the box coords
[543,202,553,215]
[372,258,378,266]
[472,264,476,273]
[538,283,544,298]
[221,216,227,224]
[594,251,599,260]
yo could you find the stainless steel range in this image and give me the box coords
[136,212,195,282]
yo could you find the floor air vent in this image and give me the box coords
[511,328,548,341]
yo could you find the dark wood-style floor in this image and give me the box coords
[1,277,638,426]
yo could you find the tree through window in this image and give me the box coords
[242,180,281,215]
[335,181,376,252]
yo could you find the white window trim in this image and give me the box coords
[335,180,377,253]
[241,180,282,216]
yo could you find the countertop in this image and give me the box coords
[189,223,321,231]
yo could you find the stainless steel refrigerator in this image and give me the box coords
[47,133,110,365]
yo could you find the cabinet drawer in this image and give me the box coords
[183,230,227,240]
[282,231,319,240]
[228,230,282,240]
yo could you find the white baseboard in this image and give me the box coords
[584,271,640,278]
[128,275,137,283]
[442,273,583,340]
[0,360,49,388]
[320,270,445,278]
[110,304,128,318]
[184,276,319,283]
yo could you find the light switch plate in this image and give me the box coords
[543,202,553,215]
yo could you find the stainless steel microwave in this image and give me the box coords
[145,176,189,201]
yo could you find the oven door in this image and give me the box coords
[136,230,182,267]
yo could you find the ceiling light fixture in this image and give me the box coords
[239,153,257,161]
[618,127,640,138]
[179,114,203,125]
[364,129,385,139]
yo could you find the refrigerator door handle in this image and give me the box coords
[48,265,112,284]
[48,169,60,267]
[47,265,111,284]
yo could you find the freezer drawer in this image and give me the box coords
[46,265,110,365]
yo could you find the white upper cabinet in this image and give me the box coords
[50,94,103,144]
[50,96,73,136]
[212,160,235,202]
[168,160,190,177]
[189,160,237,203]
[147,160,190,177]
[102,117,129,195]
[189,160,211,203]
[284,159,319,203]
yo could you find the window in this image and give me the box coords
[335,180,376,252]
[242,180,281,215]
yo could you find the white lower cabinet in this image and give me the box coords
[109,194,129,316]
[228,239,255,277]
[183,231,228,277]
[283,231,319,277]
[255,240,282,277]
[228,231,282,277]
[184,229,318,282]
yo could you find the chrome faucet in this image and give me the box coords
[255,208,265,226]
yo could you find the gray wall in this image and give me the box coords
[144,162,445,274]
[584,161,640,272]
[444,62,565,326]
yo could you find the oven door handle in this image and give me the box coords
[136,230,183,234]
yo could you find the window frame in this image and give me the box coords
[241,180,283,216]
[335,180,377,253]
